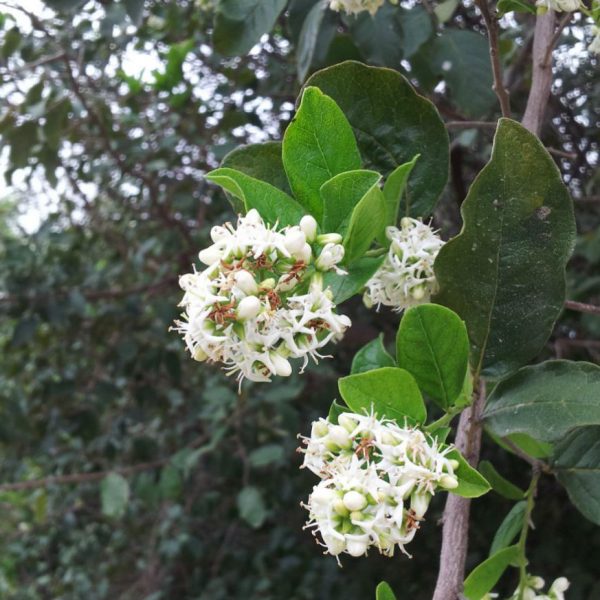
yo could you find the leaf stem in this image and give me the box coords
[516,467,541,599]
[424,408,461,433]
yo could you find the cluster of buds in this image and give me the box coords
[328,0,387,16]
[174,210,351,385]
[484,575,570,600]
[298,411,459,561]
[363,218,445,313]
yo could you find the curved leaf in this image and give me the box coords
[351,334,395,374]
[447,449,491,498]
[463,545,519,600]
[434,119,576,377]
[305,61,449,217]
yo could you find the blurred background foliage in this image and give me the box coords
[0,0,598,598]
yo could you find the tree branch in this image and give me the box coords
[564,300,600,316]
[432,381,486,600]
[475,0,511,118]
[522,11,556,135]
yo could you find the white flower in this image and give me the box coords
[363,218,445,313]
[300,215,318,242]
[315,242,346,273]
[299,410,457,561]
[501,575,570,600]
[535,0,581,11]
[173,211,351,385]
[329,0,386,16]
[589,26,600,55]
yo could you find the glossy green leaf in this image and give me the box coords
[552,426,600,525]
[435,119,576,377]
[396,304,469,410]
[338,367,426,424]
[323,255,384,303]
[343,184,387,263]
[213,0,287,56]
[447,449,491,498]
[434,0,459,23]
[328,399,347,424]
[398,6,433,58]
[283,86,361,221]
[101,473,130,519]
[222,142,292,195]
[306,61,449,217]
[490,501,527,556]
[463,545,519,600]
[484,361,600,442]
[376,581,397,600]
[237,486,268,528]
[297,1,331,82]
[321,170,381,234]
[351,334,395,374]
[478,461,525,501]
[205,167,305,227]
[382,155,419,234]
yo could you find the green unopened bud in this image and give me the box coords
[343,491,367,512]
[193,347,208,362]
[317,232,343,245]
[410,491,430,519]
[338,414,358,433]
[328,425,352,449]
[439,474,459,490]
[312,420,329,438]
[350,511,364,522]
[259,278,276,291]
[448,459,460,471]
[411,285,426,301]
[333,499,350,517]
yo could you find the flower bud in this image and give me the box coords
[333,498,350,517]
[343,490,367,512]
[284,227,307,256]
[317,233,343,245]
[210,225,228,242]
[236,295,261,320]
[245,208,262,224]
[528,576,545,590]
[448,459,460,471]
[338,414,358,434]
[350,511,364,522]
[410,491,430,519]
[411,285,426,301]
[259,277,276,291]
[310,486,336,507]
[311,420,329,438]
[199,243,223,266]
[550,577,570,597]
[439,474,459,490]
[193,346,208,362]
[362,292,374,309]
[328,425,352,449]
[300,215,318,241]
[296,243,312,263]
[346,537,368,557]
[270,352,292,377]
[234,270,258,295]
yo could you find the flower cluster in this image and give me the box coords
[535,0,581,12]
[328,0,386,16]
[298,411,459,561]
[363,217,445,313]
[484,575,570,600]
[174,210,351,385]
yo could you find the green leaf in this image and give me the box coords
[323,255,384,304]
[283,86,361,221]
[101,473,130,519]
[447,449,491,498]
[297,1,333,82]
[552,426,600,525]
[382,155,419,234]
[328,399,347,424]
[321,170,381,234]
[398,6,433,58]
[338,367,426,424]
[306,61,449,217]
[343,183,387,263]
[213,0,287,56]
[376,581,397,600]
[484,361,600,442]
[463,545,519,600]
[497,0,537,15]
[237,486,268,528]
[248,444,284,468]
[205,167,305,227]
[478,461,525,501]
[351,334,395,374]
[434,0,459,23]
[347,4,404,68]
[489,501,527,556]
[434,119,576,377]
[418,29,497,118]
[222,141,292,195]
[396,304,469,410]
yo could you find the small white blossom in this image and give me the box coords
[299,411,457,561]
[489,575,571,600]
[363,218,445,312]
[173,211,350,385]
[535,0,582,11]
[329,0,386,16]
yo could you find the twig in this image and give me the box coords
[564,300,600,316]
[432,381,487,600]
[474,0,511,118]
[446,121,497,129]
[543,12,572,67]
[501,436,551,473]
[522,11,556,135]
[547,147,577,160]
